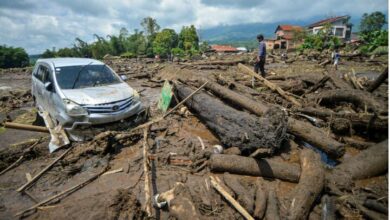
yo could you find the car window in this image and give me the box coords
[55,64,121,89]
[34,65,45,82]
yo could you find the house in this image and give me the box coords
[274,25,304,49]
[307,15,352,41]
[263,25,304,50]
[210,45,238,53]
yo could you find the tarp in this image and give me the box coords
[157,80,173,113]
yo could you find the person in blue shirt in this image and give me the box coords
[254,34,266,77]
[331,48,340,70]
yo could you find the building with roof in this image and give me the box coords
[263,25,304,51]
[307,15,352,41]
[210,45,238,53]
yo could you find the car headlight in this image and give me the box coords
[63,99,88,116]
[133,90,140,101]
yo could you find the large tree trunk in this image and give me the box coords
[367,67,388,93]
[287,118,345,159]
[287,149,325,220]
[209,154,301,182]
[175,84,288,152]
[327,140,388,189]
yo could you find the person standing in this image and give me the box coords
[331,48,340,70]
[254,34,267,77]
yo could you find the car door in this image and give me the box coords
[41,64,57,118]
[33,63,46,111]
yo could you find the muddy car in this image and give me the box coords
[31,58,143,131]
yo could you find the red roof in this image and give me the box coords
[211,45,238,52]
[307,15,349,28]
[275,25,303,32]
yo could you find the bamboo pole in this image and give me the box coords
[4,122,49,133]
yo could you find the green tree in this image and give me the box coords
[153,29,178,57]
[91,34,112,59]
[0,45,29,68]
[73,38,92,57]
[199,41,210,53]
[360,11,387,33]
[41,49,56,58]
[178,25,199,53]
[57,47,77,57]
[141,17,160,39]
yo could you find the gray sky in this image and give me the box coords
[0,0,387,54]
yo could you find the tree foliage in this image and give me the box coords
[153,29,178,57]
[360,11,387,33]
[0,45,29,68]
[299,23,341,51]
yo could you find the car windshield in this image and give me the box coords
[55,64,121,89]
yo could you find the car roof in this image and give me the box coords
[37,58,104,67]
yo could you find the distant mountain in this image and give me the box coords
[199,14,374,46]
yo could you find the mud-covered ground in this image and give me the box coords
[0,53,388,219]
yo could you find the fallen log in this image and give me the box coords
[314,89,385,113]
[297,107,388,132]
[237,63,302,107]
[341,137,375,150]
[367,67,388,93]
[181,59,245,66]
[223,173,254,214]
[254,180,267,219]
[175,84,288,152]
[142,127,152,217]
[210,176,254,220]
[287,118,345,159]
[287,149,325,220]
[324,69,353,90]
[4,122,49,133]
[194,79,269,115]
[303,76,330,95]
[209,154,301,182]
[319,59,331,66]
[327,140,388,189]
[265,189,280,220]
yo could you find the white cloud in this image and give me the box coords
[0,0,387,54]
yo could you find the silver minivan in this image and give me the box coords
[31,58,143,131]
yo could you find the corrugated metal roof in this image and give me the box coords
[307,15,349,28]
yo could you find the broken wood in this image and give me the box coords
[223,173,254,214]
[327,139,388,189]
[182,59,245,66]
[287,118,345,158]
[143,126,153,217]
[176,84,287,152]
[209,154,301,182]
[324,69,353,90]
[16,147,72,192]
[4,122,49,133]
[209,175,254,220]
[303,75,330,95]
[341,137,375,150]
[287,149,325,220]
[238,63,302,107]
[319,59,331,66]
[367,67,388,93]
[15,165,108,217]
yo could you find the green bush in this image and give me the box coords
[120,52,136,58]
[0,45,29,68]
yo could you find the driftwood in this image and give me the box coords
[287,149,325,220]
[237,63,302,107]
[327,140,388,189]
[341,137,375,150]
[367,67,388,92]
[303,76,330,95]
[319,59,331,66]
[182,59,245,66]
[287,118,345,158]
[209,154,301,182]
[17,147,72,192]
[128,72,150,79]
[143,127,152,217]
[324,69,353,90]
[210,176,254,220]
[175,84,287,152]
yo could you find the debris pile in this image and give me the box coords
[0,53,387,219]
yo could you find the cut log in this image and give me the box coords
[175,84,288,152]
[367,67,388,92]
[314,89,385,113]
[223,173,255,214]
[254,180,267,219]
[209,154,301,182]
[287,118,345,158]
[287,149,325,220]
[265,189,280,220]
[237,63,302,107]
[327,140,388,189]
[196,79,269,115]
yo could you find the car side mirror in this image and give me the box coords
[44,82,53,91]
[120,75,128,81]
